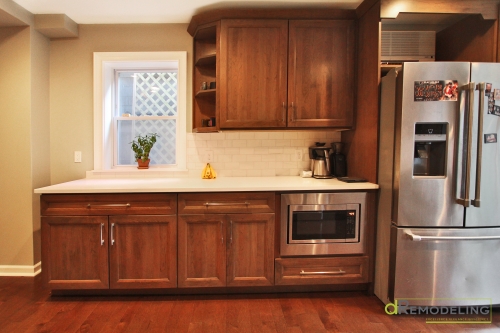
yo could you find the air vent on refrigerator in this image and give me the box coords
[381,31,435,63]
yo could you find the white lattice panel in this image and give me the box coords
[134,72,177,116]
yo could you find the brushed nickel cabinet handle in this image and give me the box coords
[204,202,250,206]
[220,221,224,245]
[111,223,115,246]
[87,203,131,208]
[300,270,346,275]
[230,220,233,245]
[100,223,105,246]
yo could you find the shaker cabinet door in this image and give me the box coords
[219,19,288,128]
[226,213,275,287]
[178,215,227,287]
[109,215,177,289]
[288,20,355,128]
[41,216,109,289]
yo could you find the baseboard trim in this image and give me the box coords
[0,262,41,277]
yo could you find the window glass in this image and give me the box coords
[114,71,178,166]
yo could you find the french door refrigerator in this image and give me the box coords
[375,62,500,306]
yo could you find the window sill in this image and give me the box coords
[86,168,189,179]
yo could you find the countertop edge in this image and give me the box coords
[34,177,380,194]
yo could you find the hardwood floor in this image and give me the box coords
[0,276,498,332]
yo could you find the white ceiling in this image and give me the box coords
[12,0,364,24]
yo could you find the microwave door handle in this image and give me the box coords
[456,83,475,207]
[472,83,485,208]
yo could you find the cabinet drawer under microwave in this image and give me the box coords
[275,257,369,285]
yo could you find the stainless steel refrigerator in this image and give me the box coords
[375,62,500,306]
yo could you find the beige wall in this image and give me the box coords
[0,25,49,267]
[49,24,193,184]
[30,26,50,264]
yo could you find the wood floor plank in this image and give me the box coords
[164,298,197,333]
[78,298,134,333]
[0,277,499,333]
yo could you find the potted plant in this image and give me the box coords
[130,133,159,169]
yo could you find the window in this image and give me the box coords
[93,52,187,172]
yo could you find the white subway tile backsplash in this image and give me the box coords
[239,132,256,140]
[188,130,341,177]
[232,140,248,148]
[269,132,284,139]
[283,132,298,139]
[254,132,270,140]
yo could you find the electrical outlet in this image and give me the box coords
[205,150,213,162]
[74,151,82,163]
[294,149,303,161]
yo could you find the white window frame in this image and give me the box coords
[93,52,187,172]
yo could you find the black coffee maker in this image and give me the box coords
[330,142,347,177]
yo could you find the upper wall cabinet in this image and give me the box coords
[288,20,355,128]
[189,9,358,131]
[218,19,355,129]
[219,19,289,128]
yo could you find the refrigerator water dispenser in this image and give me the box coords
[413,123,447,176]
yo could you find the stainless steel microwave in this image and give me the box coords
[280,192,367,256]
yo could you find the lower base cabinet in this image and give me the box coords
[42,216,110,289]
[41,193,177,290]
[42,215,177,290]
[178,213,275,288]
[40,191,374,294]
[109,215,177,289]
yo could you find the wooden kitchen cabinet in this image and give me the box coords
[201,17,356,130]
[219,19,288,128]
[275,257,369,286]
[109,215,177,289]
[178,192,275,288]
[41,193,177,290]
[287,20,355,128]
[177,214,227,287]
[42,216,109,290]
[226,213,275,287]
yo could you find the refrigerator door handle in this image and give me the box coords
[405,230,500,241]
[472,83,486,208]
[456,83,475,207]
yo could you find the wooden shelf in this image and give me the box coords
[194,25,216,40]
[193,126,219,133]
[195,53,216,67]
[193,21,219,133]
[195,89,216,102]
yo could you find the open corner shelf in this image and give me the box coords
[193,126,219,133]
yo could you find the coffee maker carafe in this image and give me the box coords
[309,143,333,179]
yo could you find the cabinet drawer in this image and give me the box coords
[178,192,275,214]
[275,257,369,286]
[41,193,177,216]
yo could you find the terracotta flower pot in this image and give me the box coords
[137,158,150,169]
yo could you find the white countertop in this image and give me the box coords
[34,176,379,194]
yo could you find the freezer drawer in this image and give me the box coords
[390,226,500,306]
